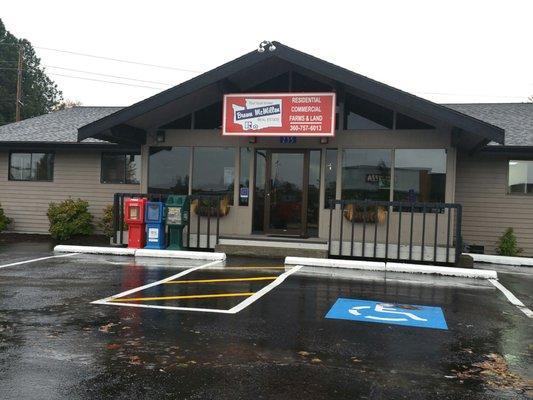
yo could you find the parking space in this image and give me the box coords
[0,245,531,399]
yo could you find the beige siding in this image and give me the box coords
[0,150,140,234]
[456,152,533,256]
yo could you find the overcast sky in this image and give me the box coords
[2,0,532,107]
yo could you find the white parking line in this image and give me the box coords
[489,279,533,318]
[0,253,79,269]
[228,265,302,313]
[92,259,223,304]
[93,263,302,314]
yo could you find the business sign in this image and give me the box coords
[325,298,448,330]
[222,93,336,137]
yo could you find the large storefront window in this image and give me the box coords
[307,150,321,236]
[508,160,533,194]
[239,147,251,206]
[341,149,391,201]
[394,149,446,203]
[324,149,337,207]
[148,147,190,194]
[192,147,235,204]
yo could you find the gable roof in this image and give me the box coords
[0,106,122,144]
[77,41,504,147]
[445,103,533,146]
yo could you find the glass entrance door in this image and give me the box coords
[264,151,308,235]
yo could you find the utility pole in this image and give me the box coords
[15,46,23,122]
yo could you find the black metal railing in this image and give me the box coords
[327,200,463,265]
[112,193,223,251]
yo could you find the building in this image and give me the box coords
[0,42,531,258]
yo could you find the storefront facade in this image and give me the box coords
[76,41,533,260]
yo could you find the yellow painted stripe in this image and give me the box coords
[109,292,254,302]
[165,276,278,284]
[215,266,286,270]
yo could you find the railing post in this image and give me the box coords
[455,205,463,265]
[112,193,119,245]
[119,194,124,246]
[328,201,333,256]
[216,196,221,247]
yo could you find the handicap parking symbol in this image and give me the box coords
[325,298,448,330]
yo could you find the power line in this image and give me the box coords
[35,46,202,73]
[47,72,165,89]
[42,65,173,86]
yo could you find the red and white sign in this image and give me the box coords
[222,92,336,137]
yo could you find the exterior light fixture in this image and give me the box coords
[248,136,257,144]
[156,130,166,143]
[257,40,276,53]
[320,137,329,144]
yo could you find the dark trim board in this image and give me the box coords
[481,146,533,156]
[77,41,504,145]
[0,142,140,152]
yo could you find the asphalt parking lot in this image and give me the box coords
[0,242,531,399]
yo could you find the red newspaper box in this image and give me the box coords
[124,198,147,248]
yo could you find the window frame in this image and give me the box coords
[338,148,448,205]
[8,151,55,182]
[100,152,141,185]
[507,159,533,195]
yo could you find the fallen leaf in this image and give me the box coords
[129,355,141,365]
[99,323,118,333]
[298,351,310,357]
[311,358,322,363]
[106,343,121,350]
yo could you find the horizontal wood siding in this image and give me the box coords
[0,150,140,234]
[455,152,533,256]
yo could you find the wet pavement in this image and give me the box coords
[0,243,531,399]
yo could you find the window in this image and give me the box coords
[342,149,391,201]
[192,147,235,204]
[508,160,533,194]
[9,152,54,181]
[324,149,337,207]
[194,102,222,129]
[344,94,394,130]
[394,149,446,203]
[307,150,321,236]
[160,114,192,129]
[239,147,251,206]
[253,150,267,232]
[101,153,141,184]
[396,113,435,130]
[148,147,190,194]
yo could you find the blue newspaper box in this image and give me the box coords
[144,201,166,250]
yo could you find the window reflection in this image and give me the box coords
[148,147,190,194]
[342,149,391,201]
[192,147,235,204]
[394,149,446,203]
[508,160,533,194]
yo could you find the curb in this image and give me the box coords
[466,253,533,267]
[285,257,498,279]
[54,245,136,256]
[54,245,226,261]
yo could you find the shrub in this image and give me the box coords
[47,198,94,241]
[99,204,128,238]
[99,205,115,238]
[496,227,522,257]
[0,203,11,232]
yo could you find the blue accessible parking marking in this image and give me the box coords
[325,298,448,330]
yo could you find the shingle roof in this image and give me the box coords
[444,103,533,146]
[1,102,532,147]
[0,106,123,143]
